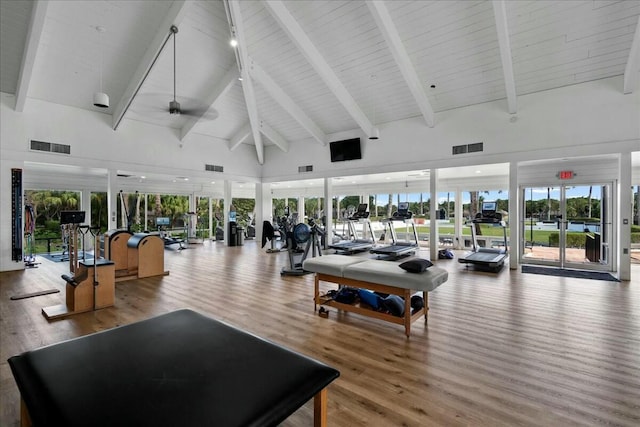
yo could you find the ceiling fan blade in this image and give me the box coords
[179,106,219,121]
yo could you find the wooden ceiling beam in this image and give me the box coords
[259,119,289,152]
[180,66,239,141]
[112,0,191,130]
[366,1,434,128]
[228,122,252,151]
[248,57,325,146]
[227,0,264,164]
[623,16,640,94]
[264,0,374,138]
[492,0,517,115]
[14,0,49,112]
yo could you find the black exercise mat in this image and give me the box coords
[521,265,619,282]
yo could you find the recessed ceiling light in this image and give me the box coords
[385,177,391,180]
[230,38,238,47]
[140,176,146,179]
[475,170,482,174]
[211,181,215,184]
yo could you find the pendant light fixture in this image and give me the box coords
[93,25,109,108]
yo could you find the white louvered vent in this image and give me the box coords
[452,144,467,155]
[205,164,224,172]
[452,142,483,155]
[467,142,484,153]
[298,165,313,173]
[30,140,71,155]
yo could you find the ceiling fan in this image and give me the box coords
[130,25,218,121]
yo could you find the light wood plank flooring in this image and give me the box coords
[1,241,639,426]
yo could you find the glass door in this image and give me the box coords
[521,184,613,271]
[522,186,562,264]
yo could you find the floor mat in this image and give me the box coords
[521,265,619,282]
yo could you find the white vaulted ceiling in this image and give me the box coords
[1,0,639,166]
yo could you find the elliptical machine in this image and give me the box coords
[281,218,324,276]
[244,213,256,240]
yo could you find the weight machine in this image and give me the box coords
[42,213,115,320]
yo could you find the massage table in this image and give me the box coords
[8,309,340,427]
[303,255,448,336]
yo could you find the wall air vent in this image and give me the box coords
[30,140,71,155]
[298,165,313,173]
[467,142,483,153]
[452,142,484,155]
[452,144,467,155]
[205,164,224,172]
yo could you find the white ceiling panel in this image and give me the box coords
[0,0,33,94]
[28,1,173,114]
[1,0,638,168]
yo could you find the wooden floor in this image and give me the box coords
[1,241,639,426]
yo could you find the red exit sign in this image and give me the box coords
[558,170,574,180]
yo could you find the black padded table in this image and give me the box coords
[8,309,340,427]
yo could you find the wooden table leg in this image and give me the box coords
[313,388,328,427]
[404,289,411,337]
[20,397,32,427]
[423,291,429,321]
[314,275,319,311]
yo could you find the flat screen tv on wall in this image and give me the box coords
[330,138,361,162]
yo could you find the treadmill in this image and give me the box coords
[329,204,376,254]
[458,201,508,272]
[370,202,419,260]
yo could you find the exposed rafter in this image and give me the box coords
[227,0,264,164]
[180,66,239,141]
[263,0,374,138]
[623,16,640,94]
[112,0,191,130]
[259,120,289,152]
[248,57,325,146]
[366,1,434,128]
[228,122,251,151]
[492,0,517,114]
[14,0,49,112]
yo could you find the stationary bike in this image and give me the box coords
[281,218,324,276]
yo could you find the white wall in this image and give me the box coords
[261,76,639,182]
[0,93,261,184]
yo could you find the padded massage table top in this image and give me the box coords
[8,309,339,427]
[304,255,448,291]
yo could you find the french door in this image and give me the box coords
[521,183,614,271]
